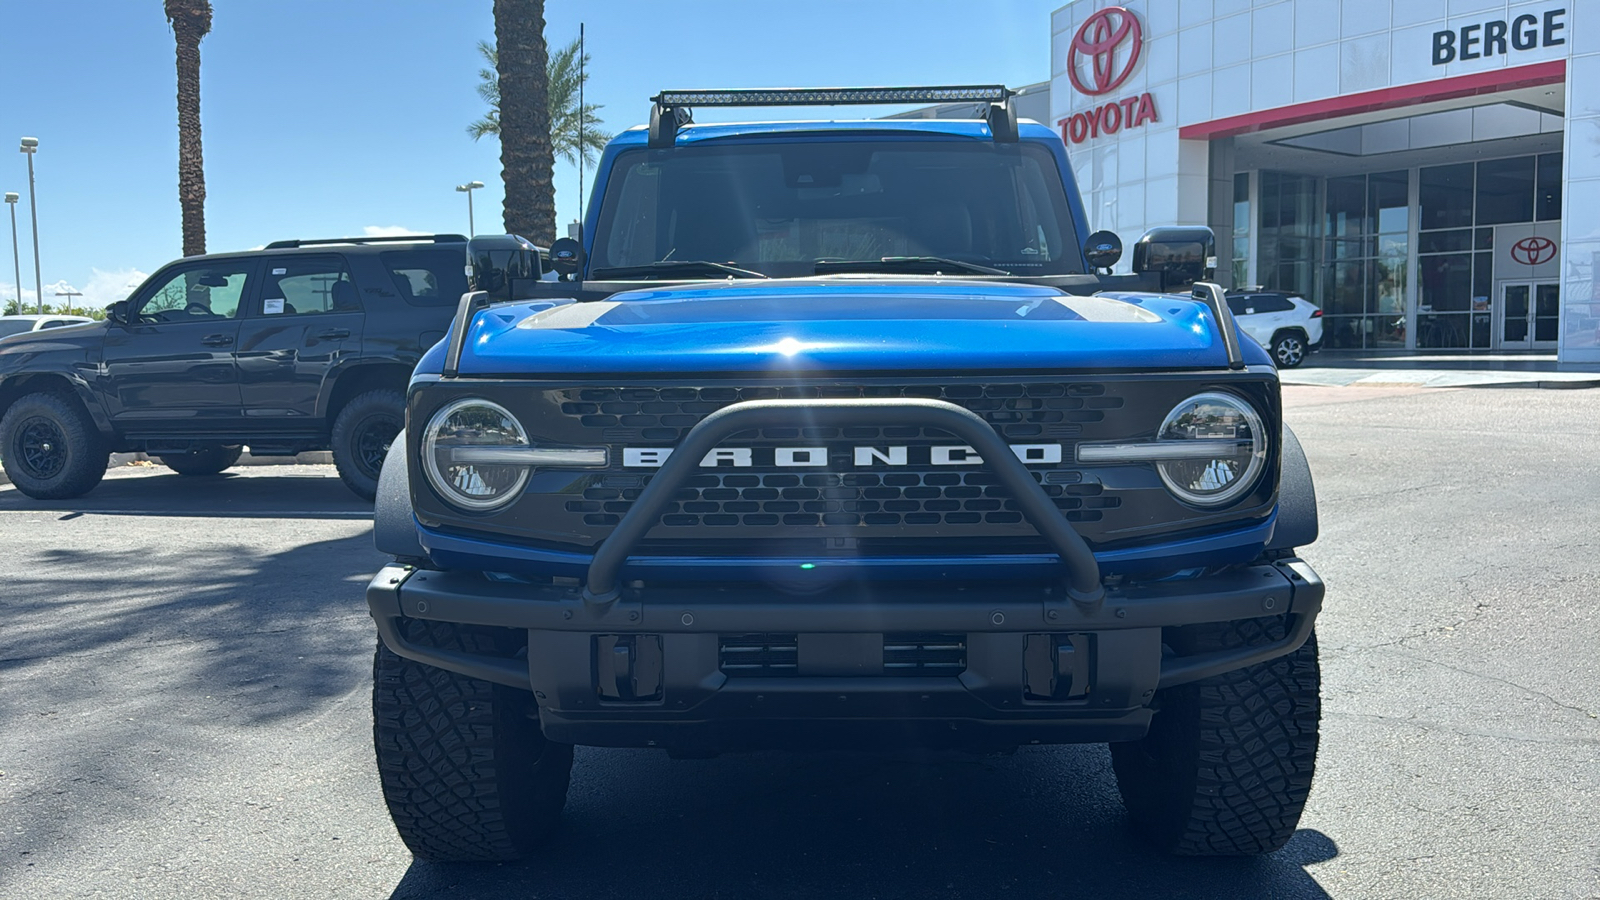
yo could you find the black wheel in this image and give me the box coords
[1110,616,1320,856]
[158,444,242,476]
[331,389,404,500]
[1271,332,1307,368]
[0,392,109,500]
[373,619,572,862]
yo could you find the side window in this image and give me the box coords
[1258,296,1296,314]
[138,263,253,323]
[378,249,470,307]
[260,256,357,316]
[1226,296,1252,316]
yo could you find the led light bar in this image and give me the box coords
[450,446,609,467]
[647,85,1020,148]
[1076,441,1252,463]
[653,86,1012,107]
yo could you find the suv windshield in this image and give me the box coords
[591,139,1083,278]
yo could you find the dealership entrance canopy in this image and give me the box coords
[1049,1,1597,364]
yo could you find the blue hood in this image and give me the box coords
[449,279,1249,376]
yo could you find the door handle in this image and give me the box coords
[313,328,351,340]
[201,334,234,347]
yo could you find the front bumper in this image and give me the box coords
[367,557,1323,750]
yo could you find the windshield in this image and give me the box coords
[0,320,36,338]
[591,139,1084,277]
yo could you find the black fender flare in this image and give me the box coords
[0,368,116,439]
[373,432,427,561]
[1268,422,1319,551]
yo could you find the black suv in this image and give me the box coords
[0,233,540,500]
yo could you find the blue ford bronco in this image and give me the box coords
[366,87,1324,861]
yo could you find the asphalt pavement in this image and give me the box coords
[1,388,1597,899]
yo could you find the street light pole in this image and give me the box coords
[4,192,19,316]
[455,181,484,237]
[20,137,42,315]
[54,289,83,315]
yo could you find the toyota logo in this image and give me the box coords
[1067,7,1143,96]
[1510,235,1557,266]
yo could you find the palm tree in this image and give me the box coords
[493,0,555,244]
[469,38,610,168]
[164,0,212,257]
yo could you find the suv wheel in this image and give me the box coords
[1110,616,1320,856]
[1271,332,1307,368]
[373,620,573,861]
[331,389,404,500]
[159,444,243,476]
[0,392,110,500]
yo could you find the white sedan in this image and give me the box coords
[0,314,95,339]
[1225,291,1323,368]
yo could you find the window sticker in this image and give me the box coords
[271,267,287,275]
[264,298,285,315]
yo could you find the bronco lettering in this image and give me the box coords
[620,444,1066,467]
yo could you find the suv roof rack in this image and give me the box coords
[648,85,1018,149]
[263,234,468,249]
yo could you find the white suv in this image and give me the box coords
[1225,291,1323,368]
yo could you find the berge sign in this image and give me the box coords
[1058,6,1157,145]
[1432,7,1565,65]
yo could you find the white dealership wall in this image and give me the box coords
[1050,0,1600,366]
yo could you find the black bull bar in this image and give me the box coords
[578,397,1107,610]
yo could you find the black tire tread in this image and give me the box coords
[1111,616,1320,856]
[372,619,571,862]
[158,443,242,476]
[0,391,109,499]
[331,388,404,500]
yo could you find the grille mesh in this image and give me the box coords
[566,469,1120,528]
[555,382,1126,530]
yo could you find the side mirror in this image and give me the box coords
[549,237,583,280]
[106,300,131,324]
[1132,226,1217,292]
[1082,230,1123,271]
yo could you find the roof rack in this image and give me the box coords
[263,234,468,249]
[647,85,1018,149]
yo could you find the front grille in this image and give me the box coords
[883,633,967,675]
[566,469,1119,529]
[557,382,1123,444]
[718,633,799,676]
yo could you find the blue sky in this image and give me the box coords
[0,0,1058,310]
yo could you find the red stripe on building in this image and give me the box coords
[1178,60,1567,141]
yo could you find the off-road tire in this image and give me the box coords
[1271,331,1307,368]
[158,444,243,476]
[0,392,109,500]
[332,389,404,500]
[1110,616,1320,856]
[373,619,573,862]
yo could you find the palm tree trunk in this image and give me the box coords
[494,0,555,244]
[166,0,212,258]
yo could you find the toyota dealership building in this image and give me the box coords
[1048,1,1597,364]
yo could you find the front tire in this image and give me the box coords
[1271,332,1308,368]
[0,392,109,500]
[1110,617,1320,856]
[331,389,404,500]
[373,620,573,862]
[159,443,242,476]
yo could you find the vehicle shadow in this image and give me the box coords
[0,468,371,519]
[0,529,386,876]
[388,746,1338,899]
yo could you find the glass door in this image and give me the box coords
[1500,282,1561,349]
[1532,283,1560,349]
[1499,283,1532,349]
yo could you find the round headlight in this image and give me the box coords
[422,399,531,511]
[1155,392,1268,507]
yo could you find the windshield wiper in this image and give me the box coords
[589,260,769,280]
[813,256,1010,276]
